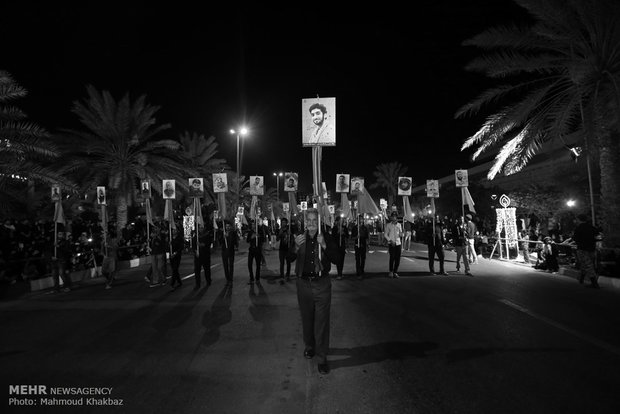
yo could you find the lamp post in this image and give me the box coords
[273,171,283,201]
[230,127,248,209]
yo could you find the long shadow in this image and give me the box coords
[248,281,278,337]
[152,285,209,333]
[200,285,233,347]
[446,346,573,363]
[329,341,439,369]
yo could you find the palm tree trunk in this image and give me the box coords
[599,130,620,247]
[116,194,129,237]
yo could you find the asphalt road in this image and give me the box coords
[2,241,620,414]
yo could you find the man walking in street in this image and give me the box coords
[451,216,472,276]
[288,208,339,375]
[571,214,600,288]
[246,220,265,284]
[219,220,238,286]
[351,218,369,279]
[170,227,185,290]
[384,212,403,278]
[277,217,294,284]
[331,215,348,280]
[193,224,213,290]
[465,214,478,264]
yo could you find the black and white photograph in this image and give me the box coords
[283,172,298,192]
[302,97,336,146]
[188,177,204,198]
[249,175,264,196]
[350,177,364,194]
[212,173,228,193]
[335,174,350,193]
[3,2,620,413]
[162,179,176,199]
[96,186,106,205]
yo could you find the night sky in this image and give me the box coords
[3,1,530,194]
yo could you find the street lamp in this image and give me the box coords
[566,199,576,208]
[273,171,283,201]
[230,127,248,208]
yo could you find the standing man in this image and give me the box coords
[246,220,265,284]
[193,224,213,290]
[464,214,478,264]
[219,220,239,286]
[571,214,600,288]
[170,227,185,290]
[102,235,118,289]
[427,221,448,275]
[277,217,294,284]
[149,227,166,287]
[384,212,403,278]
[331,215,348,280]
[288,208,339,375]
[451,216,472,276]
[52,232,72,293]
[351,218,369,279]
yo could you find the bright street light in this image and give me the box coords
[273,172,283,201]
[230,127,249,208]
[566,199,576,207]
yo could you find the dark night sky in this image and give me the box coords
[2,1,529,194]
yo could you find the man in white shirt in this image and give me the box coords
[384,212,403,278]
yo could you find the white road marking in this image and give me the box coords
[499,298,620,357]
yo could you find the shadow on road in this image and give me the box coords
[329,341,439,370]
[200,285,233,347]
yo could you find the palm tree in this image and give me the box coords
[178,131,228,206]
[0,71,71,216]
[58,85,187,234]
[456,0,620,246]
[370,162,408,209]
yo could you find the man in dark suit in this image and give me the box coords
[288,208,339,375]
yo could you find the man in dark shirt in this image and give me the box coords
[218,221,238,286]
[246,221,265,284]
[170,227,185,290]
[351,218,369,279]
[193,225,213,290]
[277,217,294,284]
[288,208,339,375]
[571,214,600,288]
[331,216,348,280]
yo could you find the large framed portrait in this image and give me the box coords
[249,175,264,196]
[213,173,228,193]
[188,177,205,198]
[302,97,336,147]
[426,180,439,198]
[398,177,412,196]
[350,177,365,195]
[283,172,298,192]
[335,174,350,193]
[162,180,176,199]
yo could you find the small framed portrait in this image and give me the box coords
[426,180,439,198]
[213,173,228,193]
[141,180,151,198]
[162,180,176,199]
[51,185,61,201]
[300,201,308,211]
[302,97,336,147]
[283,202,290,212]
[237,206,245,215]
[283,172,298,192]
[335,174,350,193]
[188,177,205,198]
[350,177,365,194]
[328,205,335,214]
[398,177,412,196]
[249,175,264,196]
[455,169,469,187]
[97,186,107,205]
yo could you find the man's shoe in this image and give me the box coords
[430,271,436,275]
[441,272,449,276]
[465,271,473,276]
[388,272,393,278]
[393,273,399,278]
[318,363,329,374]
[304,349,314,359]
